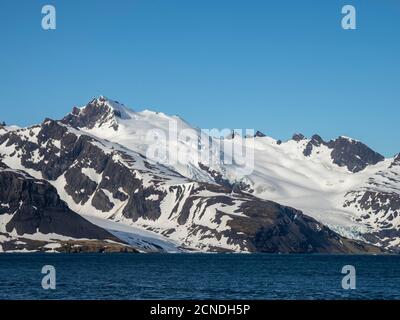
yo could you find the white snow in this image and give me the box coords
[82,214,183,253]
[81,167,101,183]
[43,243,62,250]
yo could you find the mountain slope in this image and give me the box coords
[0,109,382,253]
[0,161,137,253]
[61,96,227,184]
[58,97,400,251]
[225,134,399,248]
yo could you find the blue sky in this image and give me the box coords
[0,0,399,156]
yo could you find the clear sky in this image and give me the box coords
[0,0,399,156]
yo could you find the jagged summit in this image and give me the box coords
[337,135,359,143]
[62,96,132,130]
[254,130,266,138]
[292,133,306,142]
[91,96,133,117]
[327,136,384,173]
[310,134,324,144]
[289,132,384,173]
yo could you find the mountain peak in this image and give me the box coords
[327,136,384,173]
[301,134,385,172]
[292,133,305,142]
[254,130,266,138]
[310,134,325,145]
[91,96,132,118]
[337,135,360,143]
[303,134,326,157]
[62,96,132,131]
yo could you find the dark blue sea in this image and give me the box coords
[0,254,399,300]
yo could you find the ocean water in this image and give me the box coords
[0,254,399,300]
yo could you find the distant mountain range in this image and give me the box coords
[0,96,398,253]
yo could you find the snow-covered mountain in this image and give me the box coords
[60,96,400,249]
[62,96,227,184]
[0,96,397,253]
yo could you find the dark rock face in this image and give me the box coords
[299,134,384,172]
[310,134,325,145]
[197,162,235,190]
[292,133,305,142]
[254,131,266,138]
[303,134,326,157]
[242,203,377,253]
[0,166,120,242]
[61,97,129,131]
[122,189,165,221]
[92,189,115,212]
[390,154,400,168]
[327,137,384,173]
